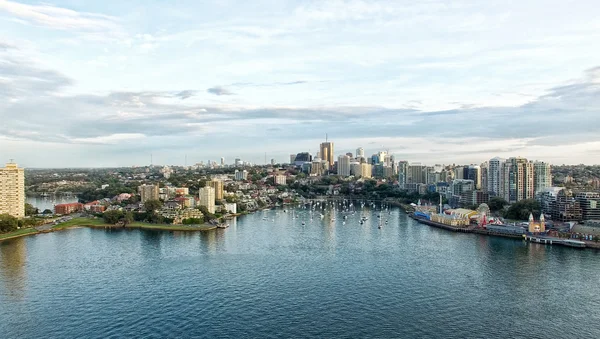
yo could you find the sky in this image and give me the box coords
[1,0,599,168]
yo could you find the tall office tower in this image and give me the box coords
[235,158,242,167]
[208,179,224,200]
[271,158,275,166]
[480,162,488,192]
[199,186,216,214]
[337,155,351,177]
[0,162,25,218]
[502,157,535,203]
[398,161,409,187]
[390,155,397,175]
[408,163,427,184]
[534,161,552,195]
[320,140,334,169]
[346,152,353,158]
[467,165,482,189]
[356,147,365,158]
[220,157,225,166]
[487,157,504,196]
[290,154,297,164]
[138,184,159,203]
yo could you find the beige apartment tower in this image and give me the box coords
[199,186,216,214]
[0,162,25,218]
[208,179,224,200]
[138,184,159,203]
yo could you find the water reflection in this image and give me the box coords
[0,237,27,300]
[199,230,218,254]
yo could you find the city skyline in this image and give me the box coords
[1,0,600,167]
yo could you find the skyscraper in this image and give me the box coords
[338,155,351,177]
[290,154,297,164]
[398,161,409,187]
[408,163,427,184]
[356,147,364,158]
[502,157,534,203]
[319,140,334,169]
[199,186,216,214]
[534,161,552,195]
[487,157,504,196]
[467,165,481,189]
[0,162,25,218]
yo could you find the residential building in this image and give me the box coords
[338,155,351,177]
[0,162,25,218]
[235,170,248,181]
[350,162,361,176]
[487,157,504,196]
[274,175,287,185]
[310,159,323,176]
[235,158,242,167]
[398,161,409,187]
[138,184,159,203]
[224,203,237,214]
[408,163,427,184]
[467,165,482,189]
[208,179,224,200]
[460,190,490,207]
[551,189,582,222]
[575,192,600,221]
[359,163,372,178]
[502,157,534,203]
[55,203,84,215]
[534,161,552,195]
[199,186,216,214]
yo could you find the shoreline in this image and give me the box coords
[0,219,221,242]
[408,212,600,250]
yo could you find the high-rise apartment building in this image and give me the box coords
[408,163,427,184]
[0,162,25,218]
[338,155,351,177]
[199,186,216,214]
[360,163,372,178]
[502,157,534,203]
[534,161,552,195]
[234,170,248,181]
[274,175,287,185]
[398,161,409,187]
[138,184,159,203]
[319,141,334,169]
[487,157,504,196]
[208,179,224,200]
[467,165,482,189]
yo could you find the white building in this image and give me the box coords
[534,161,552,195]
[224,203,237,214]
[199,186,216,214]
[487,157,504,196]
[338,155,351,177]
[356,147,364,158]
[274,175,287,185]
[235,169,248,181]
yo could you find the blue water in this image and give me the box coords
[1,206,599,338]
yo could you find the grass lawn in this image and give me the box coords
[0,227,39,241]
[52,217,108,229]
[51,217,216,231]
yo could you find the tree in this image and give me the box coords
[123,212,134,226]
[25,203,38,216]
[504,199,541,220]
[103,210,123,224]
[488,197,508,212]
[198,206,215,222]
[144,199,163,212]
[42,209,53,215]
[0,214,19,233]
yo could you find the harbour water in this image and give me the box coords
[1,205,599,338]
[26,195,79,212]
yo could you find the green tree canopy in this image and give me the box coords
[488,197,509,212]
[504,199,541,220]
[0,214,19,233]
[144,200,163,212]
[25,203,38,216]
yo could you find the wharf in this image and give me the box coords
[525,236,586,248]
[409,214,473,233]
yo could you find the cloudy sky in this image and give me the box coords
[1,0,599,168]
